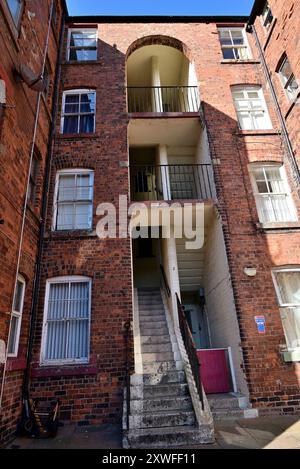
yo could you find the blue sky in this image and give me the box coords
[66,0,255,16]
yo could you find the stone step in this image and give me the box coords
[139,315,166,323]
[141,335,171,345]
[143,361,177,374]
[142,352,174,363]
[138,305,165,312]
[140,320,166,330]
[212,409,246,420]
[140,326,169,336]
[126,425,214,448]
[208,396,242,410]
[130,410,196,429]
[131,396,193,413]
[143,370,186,385]
[141,343,173,353]
[143,383,189,399]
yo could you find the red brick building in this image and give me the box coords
[0,0,300,448]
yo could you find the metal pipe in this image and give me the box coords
[0,0,55,409]
[249,24,300,186]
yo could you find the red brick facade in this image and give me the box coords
[0,0,64,445]
[0,0,300,446]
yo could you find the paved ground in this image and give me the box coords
[6,415,300,450]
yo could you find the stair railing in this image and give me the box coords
[176,293,204,411]
[160,264,171,297]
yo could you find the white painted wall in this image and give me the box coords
[203,215,249,396]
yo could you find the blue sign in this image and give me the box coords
[255,316,266,334]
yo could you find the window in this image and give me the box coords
[278,56,299,101]
[232,86,272,130]
[28,151,39,205]
[54,169,94,231]
[261,2,274,30]
[6,0,23,26]
[272,269,300,351]
[250,165,297,223]
[218,28,250,60]
[7,275,25,357]
[61,89,96,134]
[41,277,91,364]
[67,29,98,62]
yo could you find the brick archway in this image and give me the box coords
[126,34,194,64]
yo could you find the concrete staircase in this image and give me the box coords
[124,287,214,448]
[208,393,258,420]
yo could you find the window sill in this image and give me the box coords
[256,221,300,231]
[220,59,260,65]
[6,357,27,372]
[46,229,97,239]
[236,129,279,136]
[31,363,98,378]
[281,350,300,363]
[59,133,97,140]
[63,60,100,65]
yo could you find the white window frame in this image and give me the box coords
[232,85,273,130]
[272,267,300,351]
[60,89,96,134]
[218,27,251,60]
[52,168,94,231]
[249,163,297,223]
[261,2,274,30]
[278,56,299,102]
[7,275,26,358]
[67,28,98,62]
[40,276,92,366]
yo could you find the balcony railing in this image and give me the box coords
[127,86,200,113]
[130,164,214,201]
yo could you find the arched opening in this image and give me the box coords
[126,37,199,114]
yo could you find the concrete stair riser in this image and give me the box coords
[142,383,189,399]
[141,343,173,353]
[143,361,177,374]
[140,327,169,336]
[129,411,196,429]
[143,370,186,385]
[142,352,174,362]
[131,396,193,413]
[140,335,170,345]
[140,315,166,322]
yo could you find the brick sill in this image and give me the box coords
[256,222,300,231]
[236,129,280,137]
[31,364,98,378]
[63,60,101,66]
[221,59,260,65]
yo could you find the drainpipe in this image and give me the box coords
[248,24,300,187]
[0,1,55,409]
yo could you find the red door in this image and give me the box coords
[197,349,231,394]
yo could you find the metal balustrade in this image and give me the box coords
[127,86,200,113]
[130,164,214,201]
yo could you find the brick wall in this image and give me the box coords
[0,0,63,446]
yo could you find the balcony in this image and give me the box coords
[130,164,215,202]
[127,86,201,115]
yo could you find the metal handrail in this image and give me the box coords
[176,293,204,411]
[130,163,214,201]
[124,320,131,430]
[160,264,171,297]
[127,86,200,113]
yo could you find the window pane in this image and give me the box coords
[65,94,80,104]
[70,282,89,318]
[58,175,76,201]
[8,315,19,355]
[222,48,235,59]
[75,203,92,229]
[275,272,300,305]
[80,115,94,133]
[48,283,69,320]
[280,308,300,349]
[64,103,80,114]
[76,174,92,200]
[57,203,75,230]
[13,279,24,313]
[237,111,253,130]
[63,115,78,134]
[70,49,97,61]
